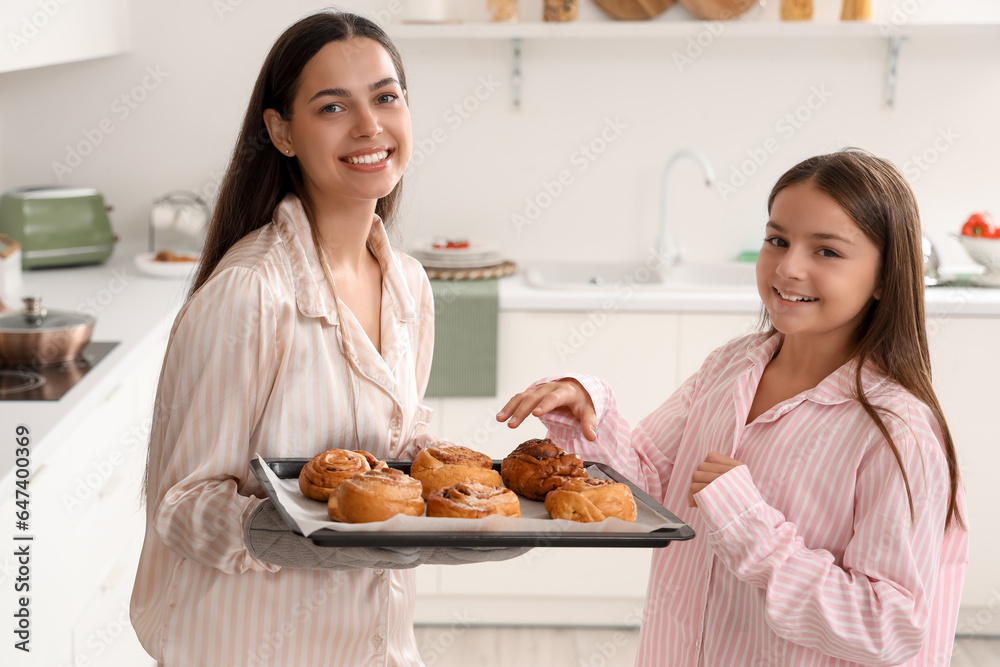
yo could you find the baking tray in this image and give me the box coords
[250,458,695,548]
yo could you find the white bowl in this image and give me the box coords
[956,235,1000,286]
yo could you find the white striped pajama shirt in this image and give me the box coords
[540,332,968,666]
[131,195,435,666]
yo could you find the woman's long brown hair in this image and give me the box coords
[764,149,964,530]
[189,10,407,297]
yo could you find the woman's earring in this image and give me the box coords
[284,149,290,154]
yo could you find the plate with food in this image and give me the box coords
[134,250,200,279]
[410,239,503,268]
[249,439,695,548]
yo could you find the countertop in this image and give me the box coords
[499,271,1000,317]
[4,255,999,485]
[0,243,190,487]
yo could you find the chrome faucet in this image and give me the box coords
[658,149,716,267]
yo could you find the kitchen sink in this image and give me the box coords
[523,261,758,291]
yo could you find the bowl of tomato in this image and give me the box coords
[957,212,1000,286]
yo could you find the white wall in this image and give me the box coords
[0,0,998,268]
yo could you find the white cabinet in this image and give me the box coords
[926,315,1000,631]
[0,0,130,74]
[0,336,164,666]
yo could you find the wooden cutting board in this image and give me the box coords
[678,0,758,20]
[593,0,675,20]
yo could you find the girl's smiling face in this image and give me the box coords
[270,37,411,207]
[757,180,882,349]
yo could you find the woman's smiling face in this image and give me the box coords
[281,37,411,206]
[757,180,882,349]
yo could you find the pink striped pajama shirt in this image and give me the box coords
[540,332,968,666]
[131,195,435,666]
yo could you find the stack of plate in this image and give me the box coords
[410,241,505,269]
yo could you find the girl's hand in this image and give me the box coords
[689,451,744,508]
[496,380,598,442]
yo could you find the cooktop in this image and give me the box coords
[0,341,119,401]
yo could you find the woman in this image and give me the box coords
[131,11,434,665]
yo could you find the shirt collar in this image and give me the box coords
[745,332,886,406]
[272,194,415,326]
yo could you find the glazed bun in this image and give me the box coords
[500,438,587,501]
[426,481,521,519]
[544,477,637,523]
[409,443,502,500]
[327,467,425,523]
[298,449,384,501]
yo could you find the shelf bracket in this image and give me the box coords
[884,35,908,109]
[511,37,522,110]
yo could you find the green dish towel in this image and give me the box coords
[425,279,498,398]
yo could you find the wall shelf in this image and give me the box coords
[390,21,1000,40]
[390,21,999,110]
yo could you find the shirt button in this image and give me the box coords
[374,568,385,576]
[371,635,383,647]
[390,419,400,431]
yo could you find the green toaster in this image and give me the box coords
[0,186,115,269]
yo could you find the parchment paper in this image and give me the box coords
[255,455,686,537]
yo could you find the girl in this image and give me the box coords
[131,12,435,665]
[498,150,968,666]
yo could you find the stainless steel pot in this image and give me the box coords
[0,296,94,365]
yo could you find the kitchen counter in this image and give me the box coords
[0,243,189,487]
[499,271,1000,317]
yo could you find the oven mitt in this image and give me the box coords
[244,499,531,571]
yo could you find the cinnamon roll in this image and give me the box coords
[500,438,587,501]
[409,443,502,500]
[426,482,521,519]
[327,467,425,523]
[544,477,637,523]
[298,449,384,501]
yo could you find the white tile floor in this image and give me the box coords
[414,627,1000,666]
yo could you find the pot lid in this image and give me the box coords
[0,297,94,332]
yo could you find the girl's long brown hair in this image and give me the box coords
[764,149,964,530]
[189,10,407,296]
